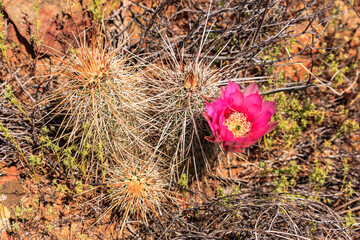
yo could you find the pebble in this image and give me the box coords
[0,195,7,202]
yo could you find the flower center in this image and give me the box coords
[223,112,252,138]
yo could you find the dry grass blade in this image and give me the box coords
[151,194,352,239]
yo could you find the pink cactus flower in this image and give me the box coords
[203,80,278,153]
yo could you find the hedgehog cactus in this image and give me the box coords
[143,47,231,182]
[47,38,152,179]
[101,156,172,233]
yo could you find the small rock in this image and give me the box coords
[0,195,7,202]
[3,0,92,55]
[0,217,10,232]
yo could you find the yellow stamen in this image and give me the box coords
[223,112,252,138]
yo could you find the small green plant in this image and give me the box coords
[64,205,71,211]
[62,145,79,174]
[33,195,39,206]
[326,53,351,86]
[0,121,38,179]
[345,181,355,197]
[216,187,232,208]
[341,158,349,190]
[310,157,332,196]
[88,0,121,38]
[46,224,54,233]
[11,222,20,232]
[178,173,188,191]
[323,119,359,148]
[28,0,43,54]
[262,46,281,74]
[258,159,268,173]
[39,126,62,172]
[340,159,355,198]
[209,26,222,52]
[0,1,8,63]
[28,154,45,173]
[14,205,22,218]
[273,160,300,193]
[233,185,240,194]
[217,187,226,198]
[5,85,31,123]
[344,211,357,228]
[22,205,34,219]
[216,186,241,209]
[46,206,53,215]
[96,142,107,181]
[264,89,324,150]
[78,234,87,240]
[89,0,105,23]
[52,179,69,194]
[75,180,84,194]
[309,220,317,238]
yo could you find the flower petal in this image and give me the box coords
[202,112,216,134]
[261,101,276,115]
[202,111,212,123]
[220,124,236,142]
[221,142,231,152]
[264,121,278,134]
[223,140,238,151]
[250,121,278,140]
[230,146,244,153]
[226,91,244,112]
[205,102,215,118]
[205,135,222,143]
[207,99,227,116]
[220,86,226,99]
[219,114,235,142]
[250,110,274,136]
[244,83,259,97]
[224,80,241,100]
[231,137,247,146]
[242,94,262,121]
